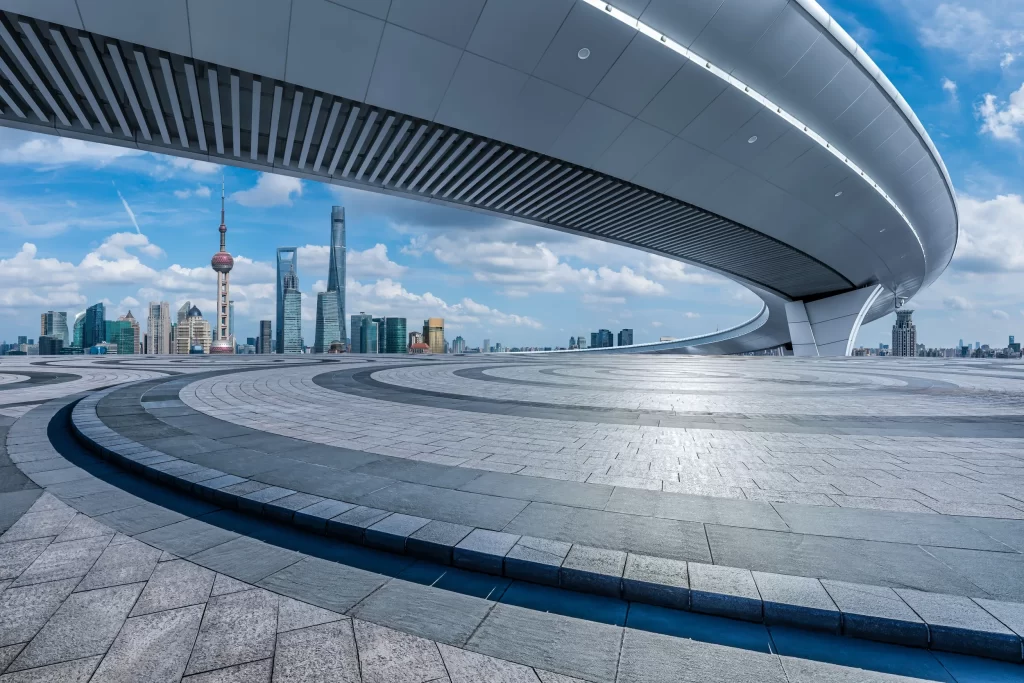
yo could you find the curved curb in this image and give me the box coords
[70,386,1024,663]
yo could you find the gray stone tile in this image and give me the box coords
[459,472,614,510]
[820,581,928,647]
[0,654,103,682]
[94,504,188,536]
[467,604,622,683]
[365,514,431,553]
[181,658,272,682]
[354,618,448,683]
[534,672,587,683]
[76,539,161,591]
[932,650,1024,683]
[272,620,361,683]
[188,537,301,584]
[0,643,23,673]
[606,486,788,530]
[923,544,1024,602]
[185,588,278,675]
[292,499,355,532]
[358,481,530,531]
[0,491,44,534]
[438,642,541,683]
[454,529,520,575]
[210,573,251,597]
[52,514,113,543]
[134,519,241,558]
[7,582,143,672]
[264,493,325,520]
[504,502,712,563]
[11,536,110,588]
[688,563,762,622]
[407,520,473,564]
[505,537,571,586]
[326,506,392,542]
[752,572,840,633]
[0,508,77,543]
[131,559,216,617]
[617,628,787,683]
[895,588,1021,661]
[0,537,52,581]
[257,557,386,613]
[0,578,79,647]
[621,553,689,610]
[277,597,343,633]
[90,604,205,683]
[350,579,492,646]
[560,545,625,598]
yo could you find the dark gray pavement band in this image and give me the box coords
[66,382,1024,661]
[0,370,80,391]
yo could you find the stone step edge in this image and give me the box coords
[69,390,1024,664]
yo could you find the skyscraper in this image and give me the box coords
[147,302,171,354]
[891,310,917,357]
[276,247,298,354]
[597,329,613,348]
[282,270,303,354]
[384,318,407,353]
[618,329,633,346]
[106,318,135,354]
[174,304,212,354]
[83,303,105,348]
[452,336,466,354]
[328,207,347,344]
[423,318,444,354]
[314,291,342,353]
[258,320,272,354]
[118,311,141,353]
[577,333,587,350]
[350,313,377,354]
[73,313,85,348]
[210,182,235,354]
[482,338,490,354]
[40,311,69,346]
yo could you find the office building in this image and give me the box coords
[147,302,171,354]
[40,311,69,346]
[384,318,407,354]
[72,314,85,348]
[408,331,422,348]
[117,311,141,353]
[595,329,613,348]
[174,303,212,354]
[276,247,298,354]
[38,335,63,355]
[106,319,135,354]
[258,320,272,354]
[282,288,302,354]
[482,338,490,354]
[423,318,444,354]
[350,313,377,354]
[210,183,235,354]
[891,310,917,357]
[83,302,105,348]
[328,206,347,345]
[618,329,634,346]
[314,291,342,353]
[577,333,587,350]
[452,336,466,354]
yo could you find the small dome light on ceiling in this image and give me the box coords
[578,47,591,60]
[834,191,843,197]
[747,135,758,144]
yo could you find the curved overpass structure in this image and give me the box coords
[0,0,957,354]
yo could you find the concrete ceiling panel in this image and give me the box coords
[366,23,462,121]
[466,0,574,74]
[731,3,820,95]
[637,62,727,135]
[326,0,391,20]
[688,0,789,76]
[678,87,761,151]
[387,0,487,49]
[639,0,724,49]
[435,52,528,141]
[190,0,291,80]
[497,77,585,152]
[77,0,191,55]
[549,98,633,168]
[0,0,81,27]
[594,118,673,181]
[589,34,686,117]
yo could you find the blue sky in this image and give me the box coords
[1,0,1023,349]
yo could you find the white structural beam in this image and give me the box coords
[786,284,885,357]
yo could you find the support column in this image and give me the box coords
[786,284,884,357]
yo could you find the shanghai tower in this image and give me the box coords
[328,206,346,344]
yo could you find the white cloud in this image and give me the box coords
[978,84,1024,141]
[913,1,1024,66]
[951,193,1024,272]
[0,133,145,167]
[297,243,406,279]
[992,309,1010,320]
[941,77,958,104]
[1003,53,1018,69]
[651,321,663,328]
[685,312,701,319]
[169,157,220,174]
[232,173,302,207]
[174,185,212,199]
[944,295,973,310]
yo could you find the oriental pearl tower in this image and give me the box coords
[209,181,235,354]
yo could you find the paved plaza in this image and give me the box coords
[1,354,1023,681]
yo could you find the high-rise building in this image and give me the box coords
[276,247,298,354]
[40,311,69,346]
[174,303,212,354]
[423,318,444,354]
[891,310,917,357]
[83,303,105,348]
[147,302,171,354]
[38,335,63,355]
[569,336,576,349]
[590,332,597,348]
[350,313,376,354]
[283,289,302,353]
[73,313,85,348]
[452,336,466,354]
[328,206,347,345]
[210,182,235,354]
[577,333,587,350]
[595,329,613,348]
[618,328,633,346]
[118,311,141,353]
[258,320,272,354]
[384,318,407,353]
[106,319,135,354]
[482,338,490,354]
[314,291,342,353]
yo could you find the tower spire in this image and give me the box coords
[218,176,226,252]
